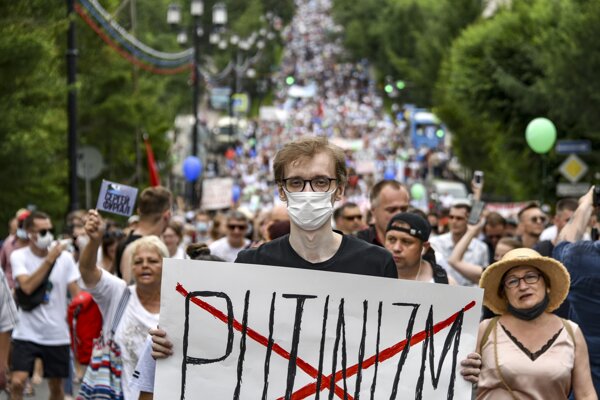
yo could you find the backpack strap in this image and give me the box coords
[110,287,131,336]
[561,318,576,349]
[480,316,499,349]
[432,263,449,284]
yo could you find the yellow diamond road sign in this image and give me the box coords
[559,154,588,183]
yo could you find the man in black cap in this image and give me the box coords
[384,212,455,284]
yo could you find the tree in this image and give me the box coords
[0,2,68,231]
[436,0,599,201]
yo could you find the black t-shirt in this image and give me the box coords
[236,233,398,279]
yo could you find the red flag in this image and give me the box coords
[143,134,161,187]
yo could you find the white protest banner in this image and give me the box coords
[156,259,483,400]
[201,177,234,210]
[95,180,138,216]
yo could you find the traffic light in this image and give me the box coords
[384,84,394,94]
[286,76,295,85]
[436,127,445,138]
[395,80,405,90]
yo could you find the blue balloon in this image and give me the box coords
[232,184,241,202]
[182,156,202,182]
[384,168,395,180]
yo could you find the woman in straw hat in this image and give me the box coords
[476,247,597,399]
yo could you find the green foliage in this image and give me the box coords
[0,0,290,236]
[436,0,599,200]
[334,0,599,201]
[0,2,68,231]
[333,0,482,106]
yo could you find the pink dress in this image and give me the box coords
[477,320,577,400]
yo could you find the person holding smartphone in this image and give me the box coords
[429,173,489,286]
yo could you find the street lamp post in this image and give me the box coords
[168,2,227,207]
[66,0,79,212]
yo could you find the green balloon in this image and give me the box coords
[525,118,557,154]
[411,183,426,200]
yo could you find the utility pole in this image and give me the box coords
[191,13,201,207]
[66,0,79,212]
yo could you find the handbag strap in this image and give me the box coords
[110,287,131,336]
[493,320,518,400]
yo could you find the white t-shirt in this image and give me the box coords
[208,236,250,262]
[82,270,159,400]
[11,247,79,345]
[172,245,186,260]
[429,232,489,287]
[540,225,557,242]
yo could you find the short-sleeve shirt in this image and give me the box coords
[209,237,250,262]
[429,232,489,286]
[553,240,600,395]
[82,269,159,400]
[11,247,80,345]
[236,233,398,279]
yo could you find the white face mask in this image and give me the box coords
[284,188,335,231]
[31,231,54,250]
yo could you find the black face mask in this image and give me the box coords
[507,293,549,321]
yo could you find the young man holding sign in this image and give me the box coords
[235,137,397,277]
[150,137,481,394]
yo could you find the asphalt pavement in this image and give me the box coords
[0,379,81,399]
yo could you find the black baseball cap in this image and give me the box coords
[386,212,431,242]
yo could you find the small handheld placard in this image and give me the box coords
[96,180,138,217]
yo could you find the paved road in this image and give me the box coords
[0,379,81,399]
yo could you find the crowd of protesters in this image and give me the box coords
[1,147,599,399]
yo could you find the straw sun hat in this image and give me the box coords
[479,248,570,315]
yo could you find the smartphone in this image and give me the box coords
[594,186,600,207]
[468,200,486,225]
[473,171,484,187]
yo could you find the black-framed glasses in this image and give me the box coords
[504,272,541,288]
[36,228,54,237]
[282,177,337,193]
[530,216,547,224]
[227,224,247,231]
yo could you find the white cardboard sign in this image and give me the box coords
[201,177,234,210]
[156,259,483,400]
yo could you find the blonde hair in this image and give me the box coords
[129,235,169,264]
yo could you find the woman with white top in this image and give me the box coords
[79,209,166,400]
